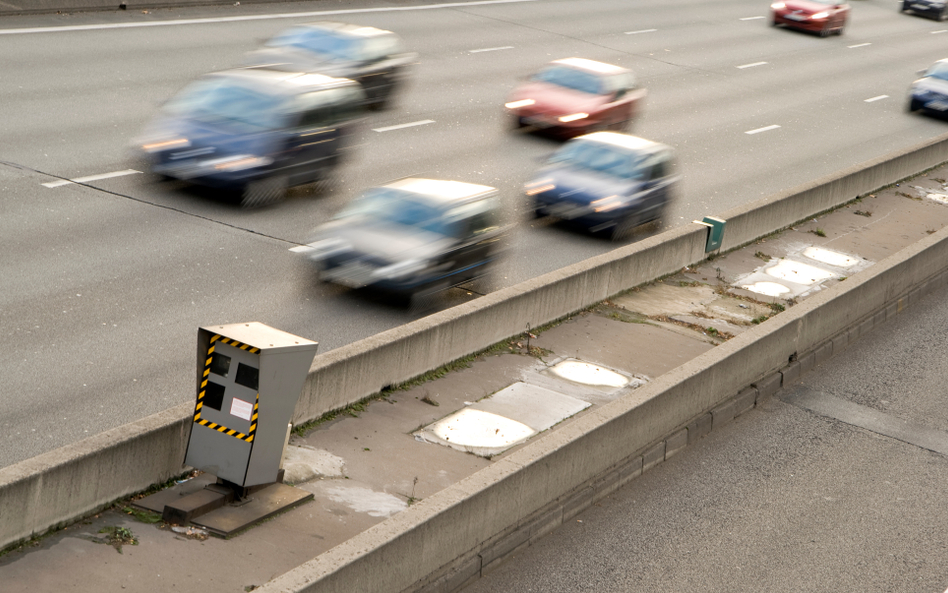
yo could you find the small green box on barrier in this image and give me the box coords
[693,216,726,253]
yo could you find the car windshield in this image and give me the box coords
[533,65,603,95]
[163,78,287,132]
[337,188,455,236]
[549,141,645,180]
[267,27,360,61]
[926,63,948,82]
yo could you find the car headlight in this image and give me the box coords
[771,2,785,8]
[206,155,274,172]
[372,258,428,280]
[591,195,625,213]
[810,11,829,18]
[558,113,589,123]
[525,179,555,195]
[505,99,535,109]
[141,138,189,152]
[305,238,349,260]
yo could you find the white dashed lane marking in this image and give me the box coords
[848,43,871,48]
[373,120,435,133]
[933,30,947,34]
[739,15,765,20]
[737,61,767,69]
[745,125,781,135]
[864,95,888,103]
[42,169,141,188]
[469,46,513,53]
[625,29,657,34]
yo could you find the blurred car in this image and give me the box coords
[526,132,676,240]
[136,68,365,207]
[771,0,849,36]
[305,178,506,307]
[901,0,947,20]
[908,59,948,117]
[244,21,416,110]
[504,58,646,138]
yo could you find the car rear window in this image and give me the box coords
[163,78,288,132]
[533,65,603,95]
[550,141,645,180]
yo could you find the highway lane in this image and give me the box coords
[462,280,948,593]
[2,0,948,467]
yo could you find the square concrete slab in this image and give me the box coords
[191,483,313,538]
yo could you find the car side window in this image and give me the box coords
[296,91,333,128]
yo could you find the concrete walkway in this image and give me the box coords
[3,166,948,591]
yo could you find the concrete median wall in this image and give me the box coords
[1,130,947,552]
[260,199,948,593]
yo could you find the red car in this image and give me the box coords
[505,58,646,138]
[771,0,850,36]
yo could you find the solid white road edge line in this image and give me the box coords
[373,120,436,132]
[42,169,141,188]
[0,0,539,35]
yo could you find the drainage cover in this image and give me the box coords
[414,382,591,457]
[739,281,791,297]
[549,360,629,388]
[428,408,535,449]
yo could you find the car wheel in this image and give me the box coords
[819,25,831,37]
[900,1,908,11]
[609,215,637,242]
[834,25,844,35]
[241,175,287,209]
[408,282,447,316]
[941,7,948,20]
[908,98,923,112]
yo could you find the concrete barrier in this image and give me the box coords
[1,130,947,552]
[259,201,948,593]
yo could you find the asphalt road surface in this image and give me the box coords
[463,281,948,593]
[2,0,947,466]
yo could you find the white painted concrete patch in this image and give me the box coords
[801,246,860,268]
[322,485,407,518]
[281,445,345,484]
[764,259,836,285]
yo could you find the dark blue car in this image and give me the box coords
[526,132,677,240]
[136,68,365,207]
[304,178,507,309]
[901,0,947,20]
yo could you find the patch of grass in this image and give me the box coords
[769,302,785,313]
[706,327,719,337]
[678,280,700,287]
[121,507,162,524]
[751,315,770,325]
[853,210,872,217]
[97,526,137,554]
[421,393,439,407]
[754,251,770,261]
[810,228,827,238]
